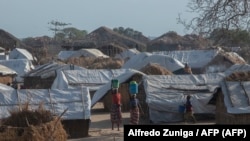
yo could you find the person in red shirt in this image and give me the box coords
[110,88,122,131]
[184,95,197,123]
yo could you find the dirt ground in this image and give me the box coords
[68,102,215,141]
[68,102,128,141]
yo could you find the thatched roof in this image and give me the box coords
[0,29,28,49]
[139,63,173,75]
[147,32,212,51]
[66,57,124,69]
[97,43,125,57]
[72,26,147,51]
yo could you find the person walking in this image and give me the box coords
[129,94,140,125]
[110,88,122,131]
[184,95,197,123]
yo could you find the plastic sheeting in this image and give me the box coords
[152,49,219,68]
[224,64,250,76]
[9,48,35,61]
[115,48,140,60]
[143,73,225,123]
[25,62,86,79]
[121,52,184,72]
[0,59,35,82]
[51,69,138,91]
[57,49,109,61]
[91,69,146,107]
[0,87,91,120]
[221,81,250,114]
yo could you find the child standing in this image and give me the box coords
[110,88,122,131]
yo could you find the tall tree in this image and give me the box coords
[54,27,87,42]
[178,0,250,36]
[48,20,71,40]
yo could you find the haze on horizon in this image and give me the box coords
[0,0,195,39]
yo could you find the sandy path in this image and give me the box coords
[68,102,130,141]
[68,102,215,141]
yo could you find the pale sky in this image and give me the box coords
[1,0,195,39]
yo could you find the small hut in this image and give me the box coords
[23,61,85,89]
[0,64,17,85]
[0,88,91,139]
[0,103,68,141]
[216,71,250,124]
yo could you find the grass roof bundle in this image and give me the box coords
[0,102,68,141]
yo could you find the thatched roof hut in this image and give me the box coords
[0,29,28,50]
[147,32,212,52]
[203,50,246,73]
[71,26,147,51]
[23,61,85,89]
[0,88,91,139]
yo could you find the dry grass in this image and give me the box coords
[140,63,173,75]
[225,71,250,81]
[0,102,68,141]
[66,57,124,69]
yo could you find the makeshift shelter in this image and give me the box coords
[57,48,109,61]
[9,48,35,61]
[0,64,17,85]
[115,48,140,61]
[153,48,246,74]
[143,73,225,123]
[216,71,250,124]
[51,69,138,98]
[23,61,86,89]
[121,52,184,72]
[91,69,146,111]
[102,73,145,112]
[0,87,91,139]
[0,59,34,83]
[0,83,14,90]
[223,64,250,76]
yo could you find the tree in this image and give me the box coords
[113,27,143,40]
[208,28,250,46]
[48,20,71,40]
[54,27,87,42]
[179,0,250,36]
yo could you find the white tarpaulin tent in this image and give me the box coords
[51,69,138,91]
[25,61,86,79]
[121,52,184,72]
[0,64,17,75]
[9,48,35,61]
[220,81,250,114]
[0,83,14,91]
[57,48,109,61]
[224,64,250,76]
[115,48,140,60]
[0,87,91,120]
[0,59,35,82]
[91,69,146,107]
[143,73,225,123]
[153,49,246,73]
[152,49,219,68]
